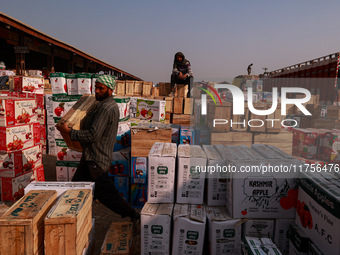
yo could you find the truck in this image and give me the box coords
[262,52,340,103]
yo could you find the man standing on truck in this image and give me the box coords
[247,63,253,75]
[56,75,140,222]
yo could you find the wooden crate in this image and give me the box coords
[253,131,293,155]
[0,190,57,255]
[152,87,159,97]
[44,189,93,255]
[57,94,97,152]
[183,98,193,115]
[116,80,126,95]
[142,81,153,97]
[0,204,9,217]
[131,126,172,157]
[266,107,282,133]
[125,80,135,96]
[232,103,249,131]
[173,97,183,114]
[306,104,321,118]
[158,82,172,96]
[134,81,143,96]
[311,118,335,129]
[207,102,232,132]
[326,106,340,119]
[175,84,188,98]
[100,222,133,255]
[172,114,193,125]
[165,97,173,113]
[154,96,165,100]
[210,131,253,147]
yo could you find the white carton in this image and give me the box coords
[129,97,142,118]
[65,74,78,95]
[136,98,166,121]
[141,203,173,255]
[295,173,340,255]
[50,73,67,95]
[274,218,295,255]
[202,145,226,206]
[113,96,130,121]
[226,160,299,218]
[172,204,206,255]
[76,73,92,95]
[24,181,95,197]
[176,145,207,204]
[148,142,177,203]
[242,219,275,238]
[251,144,295,160]
[206,206,242,255]
[56,161,68,181]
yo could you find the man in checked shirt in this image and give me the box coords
[56,75,140,221]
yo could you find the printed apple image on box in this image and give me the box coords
[109,147,130,177]
[76,73,92,95]
[0,123,38,152]
[0,152,22,178]
[180,126,195,145]
[56,161,68,182]
[295,172,340,255]
[318,131,340,163]
[206,206,242,255]
[65,74,78,95]
[50,73,67,95]
[14,76,44,94]
[14,98,37,125]
[52,95,81,118]
[141,203,173,255]
[176,144,207,205]
[114,121,131,151]
[1,170,34,201]
[113,97,130,122]
[22,145,42,173]
[55,139,68,161]
[136,98,166,122]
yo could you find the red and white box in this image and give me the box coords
[21,145,42,173]
[0,97,15,126]
[13,76,44,94]
[55,139,68,161]
[1,170,34,201]
[14,98,38,125]
[56,161,68,181]
[292,128,328,159]
[0,122,40,152]
[33,164,45,181]
[67,149,82,162]
[318,131,340,163]
[40,124,46,141]
[0,152,22,178]
[50,73,67,95]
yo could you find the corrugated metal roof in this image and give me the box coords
[0,11,142,80]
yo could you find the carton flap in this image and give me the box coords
[156,203,174,216]
[202,145,222,160]
[162,143,177,157]
[149,142,164,156]
[141,202,158,216]
[173,204,188,219]
[206,206,231,221]
[189,205,206,223]
[178,144,190,158]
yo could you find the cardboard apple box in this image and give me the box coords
[33,164,45,181]
[55,139,69,161]
[21,145,42,173]
[0,97,15,126]
[318,131,340,163]
[76,73,92,95]
[0,151,22,178]
[176,145,207,205]
[141,203,173,255]
[56,161,68,181]
[136,98,166,122]
[14,76,44,94]
[148,142,177,203]
[65,73,78,95]
[52,95,81,118]
[0,123,40,152]
[1,170,34,201]
[14,98,37,125]
[113,96,130,121]
[50,72,67,95]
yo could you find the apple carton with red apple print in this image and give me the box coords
[56,139,68,161]
[296,176,340,255]
[13,77,44,94]
[66,74,78,95]
[14,99,37,125]
[67,149,82,162]
[22,145,42,173]
[1,170,34,201]
[318,132,340,163]
[0,152,23,178]
[56,161,68,181]
[76,73,92,95]
[52,96,80,119]
[50,72,67,95]
[136,99,166,121]
[113,97,131,121]
[0,98,15,127]
[0,124,36,152]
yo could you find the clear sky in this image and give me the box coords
[2,0,340,83]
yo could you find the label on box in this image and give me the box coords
[77,73,92,95]
[66,74,78,95]
[50,73,67,95]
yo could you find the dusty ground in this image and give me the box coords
[42,155,141,255]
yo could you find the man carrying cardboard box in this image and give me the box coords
[56,75,140,222]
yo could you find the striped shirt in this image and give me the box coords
[70,96,119,173]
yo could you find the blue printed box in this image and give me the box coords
[108,148,130,177]
[131,157,147,184]
[130,183,147,208]
[112,176,130,202]
[179,126,195,145]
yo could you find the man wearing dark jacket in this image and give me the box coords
[56,75,140,221]
[170,52,194,97]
